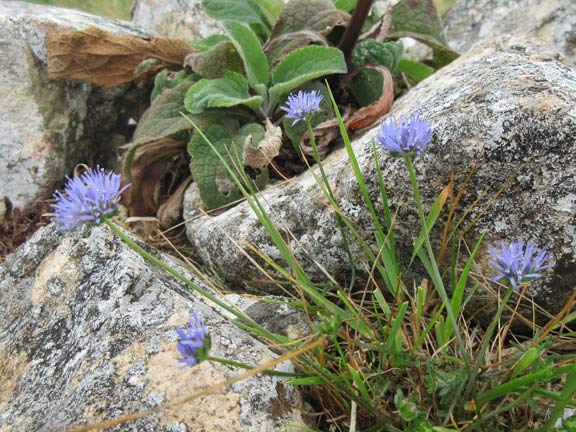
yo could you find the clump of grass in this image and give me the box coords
[182,85,574,431]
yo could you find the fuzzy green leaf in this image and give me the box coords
[387,0,458,67]
[184,72,263,114]
[223,21,269,90]
[269,46,346,106]
[188,123,268,209]
[350,40,403,107]
[135,80,195,146]
[184,41,244,78]
[396,58,434,82]
[202,0,270,27]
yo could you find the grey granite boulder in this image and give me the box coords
[444,0,576,68]
[131,0,222,40]
[0,223,304,431]
[184,35,575,323]
[0,2,148,213]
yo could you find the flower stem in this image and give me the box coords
[103,219,272,340]
[404,156,471,397]
[207,356,303,378]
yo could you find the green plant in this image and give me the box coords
[124,0,458,217]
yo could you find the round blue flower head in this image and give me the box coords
[488,239,554,291]
[377,114,432,156]
[280,90,323,126]
[52,167,130,231]
[176,312,211,368]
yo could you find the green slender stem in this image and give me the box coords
[207,356,303,378]
[404,156,472,418]
[103,219,274,341]
[306,116,356,289]
[404,156,464,350]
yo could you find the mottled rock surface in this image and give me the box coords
[0,2,148,213]
[0,223,303,431]
[131,0,222,40]
[185,36,576,323]
[444,0,576,67]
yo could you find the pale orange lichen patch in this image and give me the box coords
[31,238,78,316]
[110,341,147,385]
[145,343,243,431]
[158,293,199,329]
[0,347,29,412]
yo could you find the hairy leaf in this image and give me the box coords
[396,58,434,82]
[349,39,403,107]
[189,34,230,51]
[188,123,268,209]
[223,21,269,90]
[266,0,349,64]
[47,27,193,87]
[269,46,347,106]
[134,81,195,147]
[150,69,195,102]
[387,0,458,67]
[184,72,263,114]
[202,0,271,28]
[184,41,244,78]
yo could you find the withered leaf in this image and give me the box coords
[122,137,188,216]
[157,176,192,229]
[346,65,394,130]
[47,27,194,87]
[242,119,282,169]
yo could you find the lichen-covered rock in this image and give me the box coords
[0,223,303,431]
[0,2,148,213]
[184,36,575,324]
[444,0,576,67]
[131,0,222,40]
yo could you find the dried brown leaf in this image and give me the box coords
[345,65,394,130]
[122,137,187,216]
[157,176,192,229]
[47,27,194,87]
[242,119,282,169]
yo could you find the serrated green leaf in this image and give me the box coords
[151,69,195,102]
[223,21,269,89]
[188,123,268,209]
[202,0,271,28]
[266,0,349,64]
[135,80,195,146]
[396,58,434,82]
[281,82,334,149]
[387,0,458,67]
[269,46,346,106]
[184,41,244,78]
[350,40,403,106]
[184,72,263,114]
[189,34,230,51]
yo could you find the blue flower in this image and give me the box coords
[52,167,130,231]
[488,239,554,290]
[377,114,432,155]
[176,312,210,368]
[280,90,323,126]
